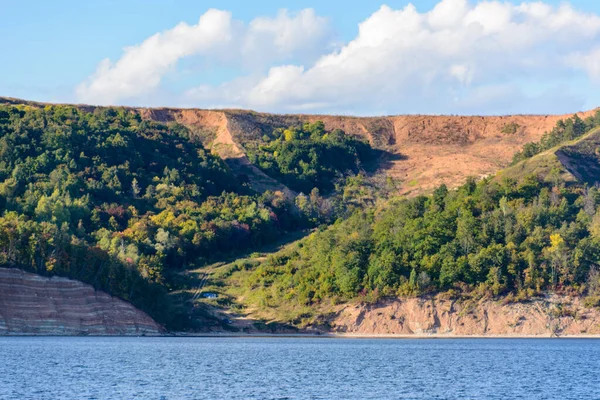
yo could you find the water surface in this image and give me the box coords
[1,337,599,399]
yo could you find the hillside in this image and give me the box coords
[200,119,600,334]
[219,111,600,196]
[2,96,598,196]
[1,97,600,336]
[498,126,600,185]
[126,108,600,196]
[0,102,378,332]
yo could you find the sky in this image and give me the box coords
[2,0,600,115]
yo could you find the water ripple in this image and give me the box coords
[0,337,599,399]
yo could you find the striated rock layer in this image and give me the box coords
[0,268,162,335]
[330,295,600,336]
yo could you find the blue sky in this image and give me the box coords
[2,0,600,115]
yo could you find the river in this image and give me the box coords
[1,337,599,399]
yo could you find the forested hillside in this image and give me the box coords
[233,176,600,304]
[221,117,600,326]
[3,99,600,333]
[0,104,380,329]
[246,121,375,194]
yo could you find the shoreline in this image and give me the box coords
[3,332,600,339]
[170,332,600,339]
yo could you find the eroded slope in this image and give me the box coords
[332,295,600,336]
[142,107,600,195]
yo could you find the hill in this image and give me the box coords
[498,126,600,185]
[3,97,598,196]
[2,97,600,335]
[112,107,600,196]
[0,102,379,331]
[201,120,600,333]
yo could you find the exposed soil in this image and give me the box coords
[329,294,600,337]
[137,108,293,195]
[140,107,600,196]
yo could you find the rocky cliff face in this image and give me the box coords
[330,295,600,336]
[0,268,162,335]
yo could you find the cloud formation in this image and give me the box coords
[77,9,234,104]
[77,1,600,115]
[76,8,331,105]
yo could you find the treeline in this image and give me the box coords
[239,175,600,308]
[247,121,375,194]
[511,111,600,164]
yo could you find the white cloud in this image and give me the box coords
[569,47,600,81]
[77,9,234,104]
[243,9,331,65]
[229,1,600,114]
[78,1,600,114]
[76,8,331,105]
[427,0,469,30]
[450,64,473,86]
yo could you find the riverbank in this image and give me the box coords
[3,331,600,338]
[325,294,600,337]
[202,293,600,338]
[171,331,600,339]
[3,267,600,337]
